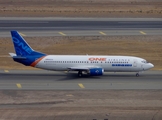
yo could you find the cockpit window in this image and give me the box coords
[141,60,148,63]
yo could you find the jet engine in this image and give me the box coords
[89,68,104,76]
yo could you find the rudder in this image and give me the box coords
[11,31,33,56]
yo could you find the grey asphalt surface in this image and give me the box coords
[0,17,162,37]
[0,70,162,90]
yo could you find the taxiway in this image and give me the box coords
[0,70,162,90]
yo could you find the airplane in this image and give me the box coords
[9,31,154,77]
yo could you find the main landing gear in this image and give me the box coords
[78,71,83,77]
[136,73,139,77]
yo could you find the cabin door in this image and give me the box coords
[133,59,137,67]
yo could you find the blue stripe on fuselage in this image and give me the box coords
[112,64,132,67]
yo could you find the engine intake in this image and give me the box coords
[89,68,104,76]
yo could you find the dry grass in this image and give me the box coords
[0,0,161,17]
[0,35,162,70]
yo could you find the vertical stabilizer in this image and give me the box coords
[10,31,46,66]
[11,31,34,56]
[10,31,45,56]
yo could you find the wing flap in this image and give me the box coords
[68,67,89,71]
[68,66,100,71]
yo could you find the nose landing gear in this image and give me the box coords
[136,73,139,77]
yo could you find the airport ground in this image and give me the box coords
[0,0,161,18]
[0,90,162,120]
[0,0,162,119]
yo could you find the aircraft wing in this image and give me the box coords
[68,66,104,76]
[68,66,99,71]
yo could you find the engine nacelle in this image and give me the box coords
[89,68,104,76]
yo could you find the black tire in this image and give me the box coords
[136,73,139,77]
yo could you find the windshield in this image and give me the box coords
[141,60,148,63]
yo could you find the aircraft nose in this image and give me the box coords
[147,63,154,69]
[143,63,154,70]
[149,63,154,68]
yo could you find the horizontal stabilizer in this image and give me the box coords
[9,53,26,59]
[9,53,16,57]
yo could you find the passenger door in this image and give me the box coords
[133,59,137,67]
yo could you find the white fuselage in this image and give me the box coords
[35,55,154,72]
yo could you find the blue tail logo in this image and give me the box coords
[11,31,33,56]
[10,31,46,66]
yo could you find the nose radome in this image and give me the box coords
[143,63,154,70]
[150,63,154,68]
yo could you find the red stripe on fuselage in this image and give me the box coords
[30,56,46,67]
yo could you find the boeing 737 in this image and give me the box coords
[9,31,154,77]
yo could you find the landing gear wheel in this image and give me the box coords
[78,71,83,77]
[136,73,139,77]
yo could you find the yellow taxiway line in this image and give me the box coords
[59,32,66,36]
[19,32,26,36]
[4,70,9,73]
[16,83,22,88]
[140,31,146,35]
[78,83,85,88]
[99,31,106,35]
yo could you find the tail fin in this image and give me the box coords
[10,31,45,56]
[10,31,46,66]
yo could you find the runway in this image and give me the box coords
[0,17,162,37]
[0,70,162,90]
